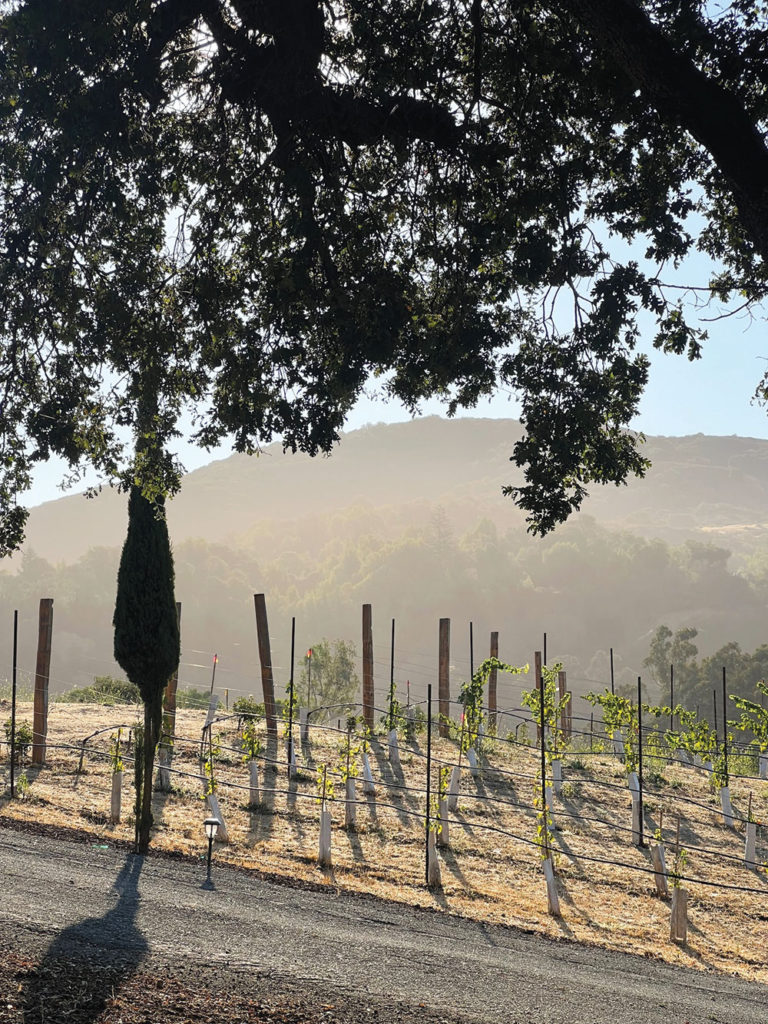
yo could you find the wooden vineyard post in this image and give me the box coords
[362,604,374,731]
[254,594,278,736]
[534,650,542,744]
[32,598,54,765]
[489,631,499,729]
[438,618,450,738]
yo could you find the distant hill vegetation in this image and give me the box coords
[18,416,768,564]
[2,417,768,713]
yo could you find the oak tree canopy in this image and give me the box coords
[0,0,766,549]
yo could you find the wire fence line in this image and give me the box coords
[3,733,762,885]
[3,692,765,909]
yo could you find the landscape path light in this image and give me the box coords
[203,816,220,885]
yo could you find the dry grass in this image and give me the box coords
[3,698,768,983]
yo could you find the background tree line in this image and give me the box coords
[644,626,768,722]
[4,507,768,714]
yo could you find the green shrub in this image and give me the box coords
[403,706,426,740]
[241,721,262,763]
[232,694,264,719]
[176,687,216,710]
[57,676,141,706]
[4,718,32,748]
[4,718,33,764]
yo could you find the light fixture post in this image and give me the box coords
[203,817,220,884]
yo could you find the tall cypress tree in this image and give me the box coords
[114,486,180,853]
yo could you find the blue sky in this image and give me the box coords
[345,316,768,440]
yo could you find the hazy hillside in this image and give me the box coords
[18,417,768,565]
[1,417,768,719]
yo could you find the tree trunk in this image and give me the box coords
[138,692,163,854]
[133,726,144,852]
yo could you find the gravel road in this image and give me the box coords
[0,824,765,1023]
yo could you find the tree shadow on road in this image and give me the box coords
[21,852,148,1024]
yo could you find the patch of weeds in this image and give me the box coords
[4,718,33,767]
[560,781,582,800]
[15,771,30,800]
[645,771,668,788]
[569,758,586,771]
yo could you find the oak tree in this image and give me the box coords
[0,1,765,544]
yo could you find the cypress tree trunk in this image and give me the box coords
[133,724,145,852]
[139,690,164,853]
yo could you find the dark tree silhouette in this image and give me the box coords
[0,2,765,548]
[114,486,180,853]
